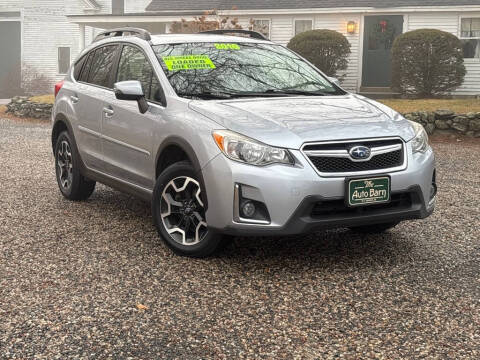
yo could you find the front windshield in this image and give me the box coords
[153,42,344,99]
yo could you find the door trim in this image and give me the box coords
[102,133,151,156]
[79,124,150,156]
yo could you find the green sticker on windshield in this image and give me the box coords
[214,43,240,50]
[162,55,216,71]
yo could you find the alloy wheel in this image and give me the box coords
[57,140,73,190]
[160,176,208,246]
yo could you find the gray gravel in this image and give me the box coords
[0,118,479,359]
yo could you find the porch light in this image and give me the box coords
[347,21,356,34]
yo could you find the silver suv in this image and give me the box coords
[52,28,436,257]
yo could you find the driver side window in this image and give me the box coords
[116,45,162,103]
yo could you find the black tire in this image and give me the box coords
[54,131,95,201]
[152,161,222,258]
[349,222,399,234]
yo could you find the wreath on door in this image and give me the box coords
[369,20,396,49]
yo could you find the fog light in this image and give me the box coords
[241,201,256,218]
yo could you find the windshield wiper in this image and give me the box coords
[178,91,286,99]
[177,91,233,100]
[264,89,332,96]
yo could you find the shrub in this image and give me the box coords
[21,63,53,96]
[287,29,351,79]
[392,29,466,97]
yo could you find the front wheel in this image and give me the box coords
[152,161,222,257]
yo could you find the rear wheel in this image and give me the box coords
[349,222,399,234]
[152,161,222,257]
[55,131,95,201]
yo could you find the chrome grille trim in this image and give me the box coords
[301,137,408,177]
[303,143,402,162]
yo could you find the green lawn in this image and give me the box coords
[379,99,480,114]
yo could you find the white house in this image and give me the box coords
[1,0,480,97]
[0,0,151,97]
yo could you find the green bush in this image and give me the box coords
[287,29,351,79]
[392,29,466,97]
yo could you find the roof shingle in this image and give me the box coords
[146,0,480,12]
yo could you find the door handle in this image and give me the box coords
[70,95,79,104]
[103,107,114,117]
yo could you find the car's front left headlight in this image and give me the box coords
[409,121,429,153]
[212,130,294,166]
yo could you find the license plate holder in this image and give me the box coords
[346,176,391,207]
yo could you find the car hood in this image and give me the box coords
[189,94,415,149]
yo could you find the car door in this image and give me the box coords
[73,44,119,172]
[101,44,165,190]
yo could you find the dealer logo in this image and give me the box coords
[349,146,371,161]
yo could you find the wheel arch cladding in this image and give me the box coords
[51,114,87,177]
[52,114,73,154]
[155,136,209,210]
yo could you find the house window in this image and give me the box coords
[460,18,480,59]
[58,47,71,74]
[295,20,313,36]
[252,19,270,39]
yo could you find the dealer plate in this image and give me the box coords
[347,176,391,207]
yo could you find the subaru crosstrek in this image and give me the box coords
[52,28,436,257]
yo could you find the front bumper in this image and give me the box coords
[201,142,435,236]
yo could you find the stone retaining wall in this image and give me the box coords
[6,96,53,119]
[403,110,480,137]
[4,96,480,137]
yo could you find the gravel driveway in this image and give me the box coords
[0,118,479,359]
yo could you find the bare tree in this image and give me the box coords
[169,8,243,34]
[21,63,53,96]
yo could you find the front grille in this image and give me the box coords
[303,138,405,174]
[310,149,403,173]
[311,192,413,218]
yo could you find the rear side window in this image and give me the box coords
[116,45,162,103]
[78,52,94,82]
[73,55,87,80]
[87,45,118,88]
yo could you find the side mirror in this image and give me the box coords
[327,76,341,87]
[114,80,149,114]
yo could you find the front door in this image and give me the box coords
[362,15,403,87]
[102,44,164,189]
[0,21,21,98]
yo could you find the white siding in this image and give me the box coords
[125,0,150,13]
[22,0,80,91]
[269,15,294,44]
[0,0,24,9]
[407,12,480,96]
[315,14,361,92]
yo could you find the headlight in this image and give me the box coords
[409,121,429,153]
[212,130,294,166]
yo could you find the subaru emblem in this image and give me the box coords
[349,146,371,160]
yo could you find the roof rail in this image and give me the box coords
[94,27,152,42]
[199,29,268,41]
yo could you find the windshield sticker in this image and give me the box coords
[214,43,240,50]
[162,55,216,71]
